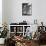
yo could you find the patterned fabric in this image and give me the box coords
[16,41,32,46]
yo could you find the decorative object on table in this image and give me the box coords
[26,33,32,40]
[41,22,43,26]
[19,20,27,25]
[26,27,32,40]
[34,19,37,24]
[22,3,32,16]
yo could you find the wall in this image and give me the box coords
[33,0,46,26]
[7,0,33,25]
[0,0,2,27]
[2,0,8,25]
[2,0,46,26]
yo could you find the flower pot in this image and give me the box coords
[0,38,5,44]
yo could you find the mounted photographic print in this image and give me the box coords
[22,3,32,16]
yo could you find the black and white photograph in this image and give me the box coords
[22,3,32,16]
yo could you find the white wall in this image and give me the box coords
[33,0,46,25]
[0,0,2,27]
[2,0,8,24]
[2,0,46,26]
[8,0,33,24]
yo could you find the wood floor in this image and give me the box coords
[0,44,46,46]
[40,45,46,46]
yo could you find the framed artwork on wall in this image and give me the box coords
[22,3,32,16]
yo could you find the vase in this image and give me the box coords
[0,38,5,44]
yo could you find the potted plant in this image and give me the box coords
[0,23,9,44]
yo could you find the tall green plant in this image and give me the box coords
[0,23,9,38]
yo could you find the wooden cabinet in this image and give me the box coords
[9,25,30,37]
